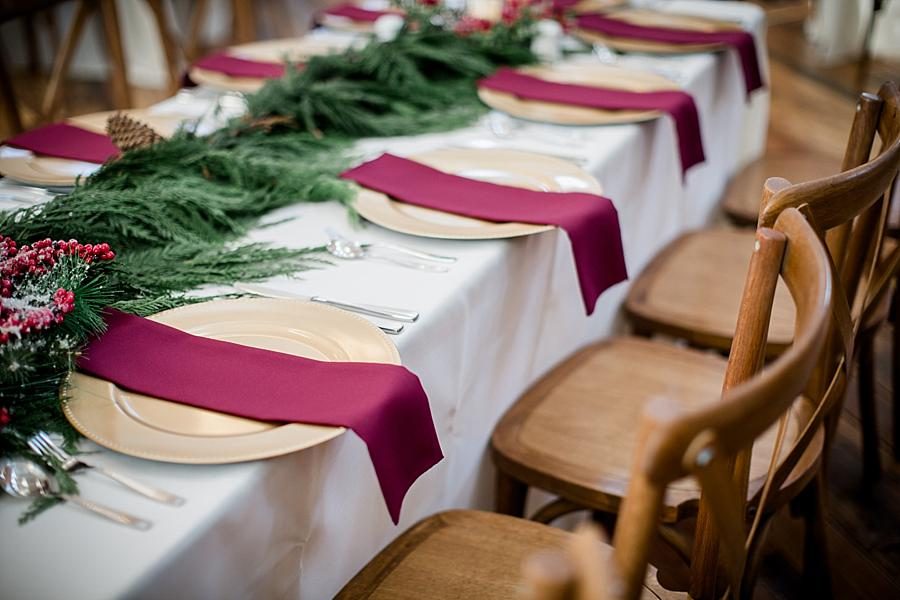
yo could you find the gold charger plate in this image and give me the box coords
[568,0,627,13]
[0,109,181,187]
[187,68,270,93]
[574,8,742,55]
[353,148,602,240]
[477,63,678,126]
[64,298,401,464]
[188,37,349,92]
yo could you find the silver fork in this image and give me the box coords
[28,432,185,506]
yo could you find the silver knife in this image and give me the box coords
[235,283,418,330]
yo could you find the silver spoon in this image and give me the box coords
[0,457,151,530]
[326,228,456,264]
[326,239,450,273]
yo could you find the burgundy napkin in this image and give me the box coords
[323,4,394,22]
[576,13,763,97]
[342,154,627,315]
[5,123,118,164]
[78,309,443,524]
[478,68,705,175]
[192,52,286,79]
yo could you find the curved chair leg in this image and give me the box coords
[740,516,773,600]
[531,498,584,525]
[794,473,834,600]
[857,328,882,486]
[892,289,899,462]
[495,470,527,517]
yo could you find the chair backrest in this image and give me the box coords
[761,81,900,345]
[522,208,834,600]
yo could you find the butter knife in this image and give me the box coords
[235,283,418,330]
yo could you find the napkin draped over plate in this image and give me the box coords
[192,52,287,79]
[5,123,119,164]
[341,154,627,315]
[478,68,705,175]
[323,4,395,22]
[78,309,443,524]
[576,13,764,97]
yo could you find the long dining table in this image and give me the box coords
[0,2,769,598]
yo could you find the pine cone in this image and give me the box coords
[106,113,164,152]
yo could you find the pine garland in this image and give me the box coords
[246,9,536,138]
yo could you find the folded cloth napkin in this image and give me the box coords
[192,52,286,79]
[342,154,627,315]
[478,68,705,175]
[5,122,118,164]
[576,13,763,97]
[323,4,394,22]
[78,309,443,524]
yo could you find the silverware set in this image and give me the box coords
[325,228,456,272]
[0,432,184,530]
[235,282,417,335]
[237,231,456,334]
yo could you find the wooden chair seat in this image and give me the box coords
[625,228,796,355]
[336,510,677,599]
[491,337,821,523]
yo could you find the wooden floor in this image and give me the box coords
[1,5,899,598]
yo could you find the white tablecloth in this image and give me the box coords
[0,3,768,598]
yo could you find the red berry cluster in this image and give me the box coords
[1,236,115,297]
[501,0,529,24]
[0,234,114,344]
[454,15,492,34]
[0,406,9,430]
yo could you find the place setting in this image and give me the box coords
[476,61,706,177]
[570,6,765,97]
[317,1,403,33]
[60,299,442,526]
[343,146,627,316]
[187,34,355,93]
[0,110,181,189]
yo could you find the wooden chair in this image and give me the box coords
[491,84,900,599]
[622,82,900,483]
[185,0,269,62]
[337,208,834,600]
[41,0,182,119]
[0,0,67,133]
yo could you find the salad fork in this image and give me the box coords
[27,431,184,506]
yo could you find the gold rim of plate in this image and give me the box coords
[64,298,401,464]
[477,63,678,126]
[353,148,602,240]
[569,0,628,13]
[574,8,741,55]
[188,67,269,93]
[318,14,377,33]
[0,109,181,187]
